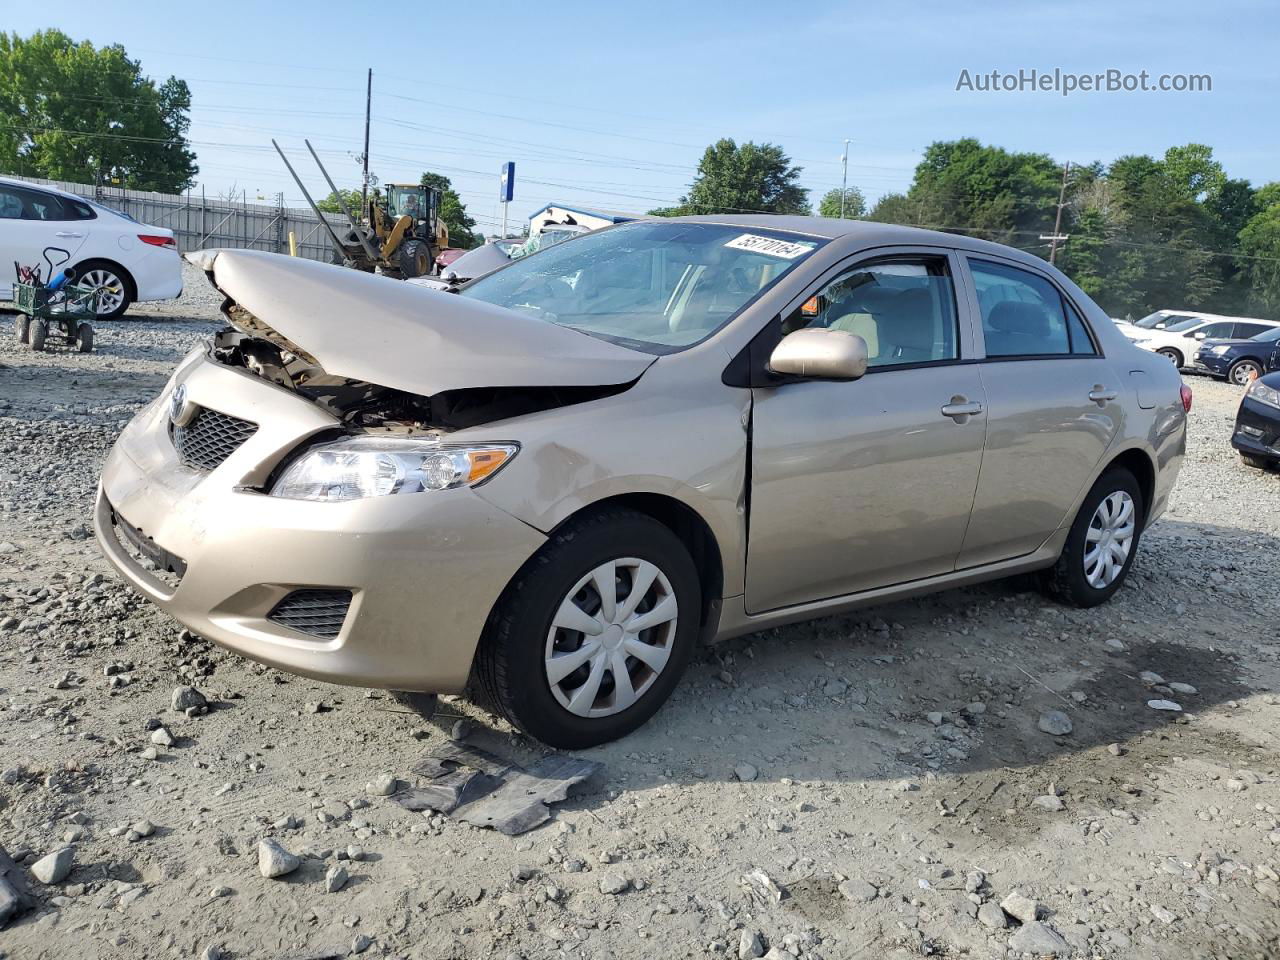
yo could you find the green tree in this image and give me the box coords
[316,188,367,216]
[650,139,809,216]
[819,186,866,219]
[0,29,197,191]
[1238,188,1280,314]
[420,172,479,249]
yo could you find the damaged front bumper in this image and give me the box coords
[94,353,546,693]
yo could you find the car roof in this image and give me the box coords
[0,175,81,201]
[1157,308,1275,323]
[663,214,1052,266]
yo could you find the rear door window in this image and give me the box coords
[969,259,1095,357]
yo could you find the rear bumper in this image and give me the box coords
[94,354,546,692]
[130,247,183,302]
[1232,396,1280,463]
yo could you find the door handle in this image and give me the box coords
[54,231,84,238]
[1088,386,1118,404]
[941,398,984,421]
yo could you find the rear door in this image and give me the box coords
[956,256,1120,568]
[746,248,987,611]
[0,185,90,297]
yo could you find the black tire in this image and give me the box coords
[15,315,30,344]
[1041,468,1144,608]
[1241,453,1270,470]
[398,239,431,279]
[1228,358,1263,386]
[29,318,47,352]
[76,322,94,353]
[76,261,134,320]
[1156,347,1183,367]
[474,508,701,749]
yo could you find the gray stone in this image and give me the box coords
[256,839,300,878]
[837,878,878,902]
[324,864,348,893]
[30,846,75,885]
[1032,794,1066,812]
[1000,890,1041,924]
[733,763,758,782]
[738,929,765,959]
[965,870,985,894]
[1147,699,1182,712]
[1103,638,1126,654]
[351,933,373,954]
[1037,710,1072,736]
[1150,903,1177,923]
[1168,682,1198,695]
[150,726,175,747]
[1107,742,1124,756]
[365,773,398,796]
[926,711,944,726]
[200,945,223,960]
[599,871,630,895]
[977,900,1007,929]
[1139,670,1165,685]
[1008,921,1070,956]
[171,686,207,712]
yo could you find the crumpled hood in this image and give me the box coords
[186,249,655,396]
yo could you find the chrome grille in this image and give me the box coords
[266,590,353,639]
[172,409,257,471]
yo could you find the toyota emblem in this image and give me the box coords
[168,383,196,427]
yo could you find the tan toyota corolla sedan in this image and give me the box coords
[95,217,1188,748]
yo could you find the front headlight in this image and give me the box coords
[1132,339,1152,348]
[1245,379,1280,411]
[270,436,519,502]
[1210,345,1232,355]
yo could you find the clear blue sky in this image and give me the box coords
[6,0,1273,235]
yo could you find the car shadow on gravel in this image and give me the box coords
[472,518,1276,817]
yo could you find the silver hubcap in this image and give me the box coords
[1158,349,1180,365]
[81,269,125,314]
[1084,491,1135,589]
[1232,363,1259,385]
[544,557,678,718]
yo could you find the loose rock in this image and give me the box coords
[1037,710,1072,736]
[30,846,75,885]
[257,839,300,879]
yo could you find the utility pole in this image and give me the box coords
[1044,161,1071,264]
[840,139,851,218]
[361,69,372,209]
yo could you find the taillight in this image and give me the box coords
[138,234,176,248]
[1180,384,1193,413]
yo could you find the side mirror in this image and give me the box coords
[1190,331,1205,339]
[768,328,869,380]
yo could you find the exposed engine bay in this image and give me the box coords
[210,301,631,432]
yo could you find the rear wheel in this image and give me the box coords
[1228,358,1263,385]
[398,239,431,279]
[474,508,701,749]
[1041,468,1143,607]
[77,262,133,319]
[1156,347,1183,367]
[76,322,94,353]
[15,315,30,344]
[29,318,47,351]
[1241,453,1270,470]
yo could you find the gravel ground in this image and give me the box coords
[1,264,1278,960]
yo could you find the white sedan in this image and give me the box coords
[0,177,181,319]
[1129,314,1280,367]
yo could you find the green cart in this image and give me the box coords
[12,281,98,353]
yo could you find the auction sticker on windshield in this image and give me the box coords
[723,234,815,259]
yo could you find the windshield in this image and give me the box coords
[1250,326,1280,342]
[460,221,823,352]
[1133,312,1169,328]
[1164,317,1203,333]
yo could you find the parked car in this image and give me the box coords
[1193,326,1280,384]
[96,218,1187,748]
[1232,371,1280,469]
[1115,309,1205,336]
[434,247,468,273]
[0,176,182,318]
[1129,314,1280,367]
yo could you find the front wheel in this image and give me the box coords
[29,318,47,351]
[398,239,432,279]
[76,322,94,353]
[1156,347,1183,367]
[1041,468,1143,607]
[1241,453,1270,470]
[1228,358,1262,385]
[474,509,701,749]
[15,315,30,344]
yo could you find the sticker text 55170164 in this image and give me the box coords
[723,234,815,260]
